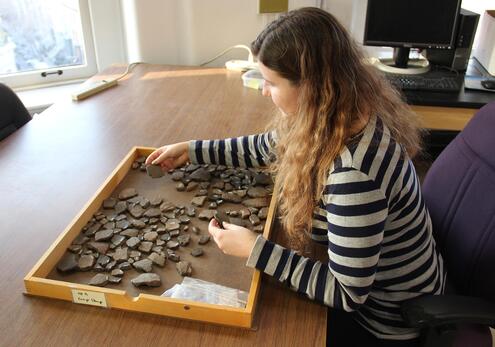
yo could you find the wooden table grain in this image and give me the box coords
[411,105,476,131]
[0,64,326,347]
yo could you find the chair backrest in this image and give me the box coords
[0,83,32,140]
[422,102,495,302]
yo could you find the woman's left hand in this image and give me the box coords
[208,219,259,258]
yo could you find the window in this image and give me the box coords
[0,0,97,89]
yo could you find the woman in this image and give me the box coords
[146,7,444,346]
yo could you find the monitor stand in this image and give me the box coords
[369,47,430,75]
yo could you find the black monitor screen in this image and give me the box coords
[364,0,461,49]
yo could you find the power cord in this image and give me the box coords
[433,65,460,76]
[113,61,145,81]
[200,45,257,71]
[416,50,460,75]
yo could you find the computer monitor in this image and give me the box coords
[363,0,462,74]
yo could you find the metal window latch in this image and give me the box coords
[41,70,63,77]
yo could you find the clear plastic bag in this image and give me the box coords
[162,277,248,308]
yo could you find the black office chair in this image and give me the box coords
[401,102,495,346]
[0,83,32,141]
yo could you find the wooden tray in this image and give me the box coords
[24,147,276,328]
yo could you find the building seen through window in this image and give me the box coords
[0,0,85,75]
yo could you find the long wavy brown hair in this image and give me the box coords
[251,7,423,252]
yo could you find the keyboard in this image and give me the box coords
[386,74,462,92]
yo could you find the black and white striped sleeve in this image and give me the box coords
[246,167,388,311]
[188,132,276,168]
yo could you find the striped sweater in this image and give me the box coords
[188,117,445,340]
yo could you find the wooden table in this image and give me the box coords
[411,105,476,131]
[0,64,326,346]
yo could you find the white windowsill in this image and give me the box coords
[15,81,85,115]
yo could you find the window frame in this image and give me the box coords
[0,0,98,89]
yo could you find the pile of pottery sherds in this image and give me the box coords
[57,156,273,290]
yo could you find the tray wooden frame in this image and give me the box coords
[24,147,276,328]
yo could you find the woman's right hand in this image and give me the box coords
[145,141,190,171]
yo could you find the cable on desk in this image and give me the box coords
[434,65,460,76]
[199,45,254,67]
[112,62,146,82]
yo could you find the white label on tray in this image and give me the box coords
[71,289,108,308]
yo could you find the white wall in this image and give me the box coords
[121,0,180,64]
[91,0,360,70]
[88,0,127,70]
[84,0,495,71]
